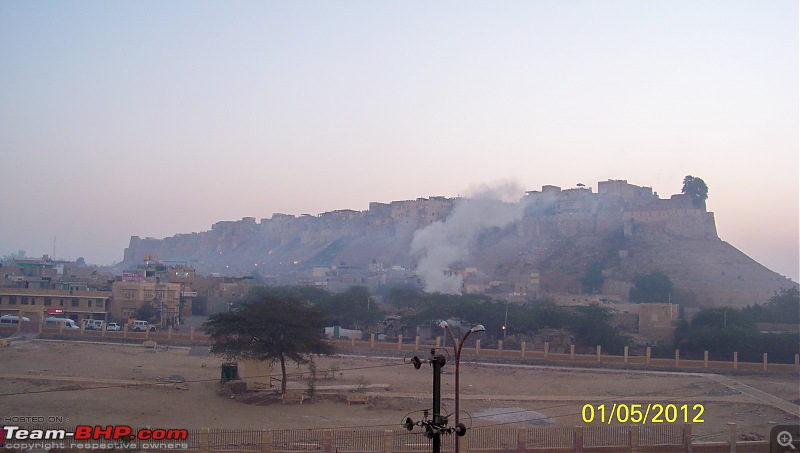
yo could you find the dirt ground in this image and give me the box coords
[0,339,797,443]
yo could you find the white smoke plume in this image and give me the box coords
[411,180,528,294]
[463,180,526,203]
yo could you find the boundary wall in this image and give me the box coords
[2,324,798,373]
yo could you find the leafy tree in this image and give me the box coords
[569,305,629,354]
[319,286,384,330]
[674,303,799,363]
[742,287,800,323]
[398,292,627,352]
[629,271,673,303]
[681,175,709,210]
[751,333,800,363]
[384,287,428,313]
[675,308,759,360]
[527,302,572,330]
[135,302,156,322]
[248,285,385,330]
[203,288,334,394]
[251,285,330,306]
[403,292,497,332]
[688,307,756,331]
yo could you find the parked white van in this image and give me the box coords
[0,315,30,326]
[82,319,105,330]
[130,320,156,332]
[44,317,80,329]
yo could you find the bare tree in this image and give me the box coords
[203,288,334,394]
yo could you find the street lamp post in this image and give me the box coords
[439,321,485,453]
[503,303,508,340]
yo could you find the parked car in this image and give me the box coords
[0,315,30,326]
[44,317,80,329]
[130,320,156,332]
[82,319,105,330]
[106,322,122,331]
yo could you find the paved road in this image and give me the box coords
[709,374,800,417]
[342,354,800,418]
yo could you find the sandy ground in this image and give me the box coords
[0,338,798,444]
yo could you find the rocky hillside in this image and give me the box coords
[121,180,796,308]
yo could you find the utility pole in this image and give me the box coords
[440,322,484,453]
[405,349,465,453]
[431,349,444,453]
[503,304,508,339]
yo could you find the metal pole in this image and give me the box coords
[442,330,458,423]
[442,328,461,453]
[442,325,482,453]
[454,337,465,453]
[431,349,444,453]
[503,304,508,339]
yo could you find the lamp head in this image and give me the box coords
[470,324,486,333]
[411,356,422,370]
[438,321,449,328]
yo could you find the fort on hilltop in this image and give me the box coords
[122,179,794,308]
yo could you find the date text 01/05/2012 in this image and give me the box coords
[581,403,705,424]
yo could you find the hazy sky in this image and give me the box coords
[1,1,797,281]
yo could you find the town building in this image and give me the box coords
[0,287,110,323]
[110,280,182,327]
[0,256,112,323]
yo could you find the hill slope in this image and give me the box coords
[121,181,796,308]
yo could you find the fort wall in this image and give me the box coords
[125,184,715,264]
[119,179,794,309]
[626,209,717,239]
